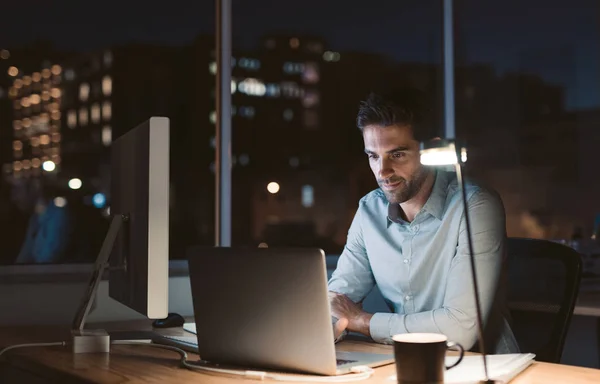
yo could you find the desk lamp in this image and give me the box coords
[420,139,494,384]
[425,0,495,382]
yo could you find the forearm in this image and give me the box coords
[368,308,478,349]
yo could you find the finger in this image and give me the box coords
[334,318,348,338]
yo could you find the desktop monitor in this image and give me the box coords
[71,117,170,343]
[108,117,170,319]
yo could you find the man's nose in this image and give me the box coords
[377,158,394,180]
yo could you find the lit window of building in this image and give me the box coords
[7,66,18,77]
[238,78,266,96]
[67,110,77,128]
[209,61,217,75]
[210,135,216,148]
[40,135,50,145]
[12,141,22,151]
[265,84,280,97]
[50,88,61,98]
[239,106,255,118]
[102,126,112,146]
[30,94,41,105]
[302,62,320,84]
[239,58,260,70]
[41,68,50,79]
[64,68,75,81]
[231,80,237,94]
[13,120,22,131]
[51,65,61,76]
[102,76,112,96]
[303,91,320,108]
[302,185,314,207]
[102,101,112,120]
[79,107,89,126]
[209,111,216,124]
[289,38,300,49]
[32,72,41,82]
[283,62,305,74]
[283,109,294,121]
[51,133,61,143]
[104,50,113,67]
[79,83,90,101]
[239,154,249,166]
[281,82,302,98]
[323,51,341,62]
[91,103,101,123]
[0,49,9,59]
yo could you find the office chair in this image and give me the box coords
[506,237,582,363]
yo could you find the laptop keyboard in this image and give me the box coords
[336,358,358,366]
[161,336,359,367]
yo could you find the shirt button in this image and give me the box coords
[403,259,409,264]
[405,295,412,301]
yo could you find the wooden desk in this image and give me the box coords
[1,321,600,383]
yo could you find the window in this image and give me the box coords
[91,103,101,123]
[239,106,255,118]
[322,51,341,62]
[238,154,249,166]
[102,101,112,121]
[303,91,320,108]
[283,109,294,121]
[304,110,318,129]
[237,78,266,96]
[102,76,112,96]
[79,83,90,102]
[302,62,320,84]
[64,68,75,81]
[79,107,88,126]
[104,50,113,67]
[102,126,112,146]
[67,110,77,128]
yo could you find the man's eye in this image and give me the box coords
[392,152,405,159]
[368,154,378,160]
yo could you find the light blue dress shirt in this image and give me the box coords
[328,170,519,353]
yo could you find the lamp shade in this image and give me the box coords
[419,139,467,166]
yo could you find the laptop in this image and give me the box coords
[153,246,394,376]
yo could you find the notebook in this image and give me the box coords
[387,353,536,383]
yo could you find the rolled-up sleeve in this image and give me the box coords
[369,190,505,350]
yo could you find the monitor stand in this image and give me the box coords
[70,214,130,353]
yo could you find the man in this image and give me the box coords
[328,89,519,353]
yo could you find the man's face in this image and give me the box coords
[363,124,430,204]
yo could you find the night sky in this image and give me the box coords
[1,0,598,109]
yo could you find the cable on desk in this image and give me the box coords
[111,340,375,382]
[0,342,67,359]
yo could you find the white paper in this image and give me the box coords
[387,354,536,384]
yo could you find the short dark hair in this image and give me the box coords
[356,87,434,141]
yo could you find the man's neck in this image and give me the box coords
[399,170,436,222]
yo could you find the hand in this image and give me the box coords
[333,317,348,340]
[328,292,373,336]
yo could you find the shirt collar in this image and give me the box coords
[386,169,450,225]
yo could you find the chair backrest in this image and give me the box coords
[506,237,582,363]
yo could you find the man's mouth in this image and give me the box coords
[381,180,402,191]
